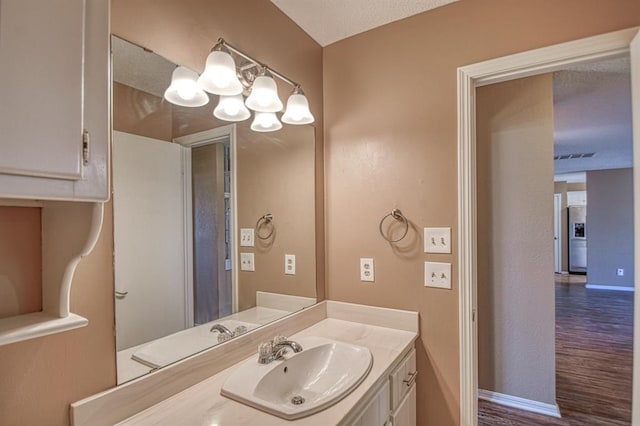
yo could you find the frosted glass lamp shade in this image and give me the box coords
[197,50,243,96]
[214,95,250,122]
[245,76,283,112]
[281,93,314,124]
[164,66,209,107]
[250,112,282,132]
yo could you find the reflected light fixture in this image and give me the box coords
[164,66,209,107]
[214,94,250,122]
[164,38,313,132]
[251,111,282,132]
[282,86,314,125]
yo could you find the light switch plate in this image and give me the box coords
[285,254,296,275]
[424,227,451,254]
[424,261,451,289]
[240,253,255,271]
[240,228,254,247]
[360,258,374,282]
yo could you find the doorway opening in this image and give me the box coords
[474,55,634,424]
[457,27,640,426]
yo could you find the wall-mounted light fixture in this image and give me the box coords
[163,38,314,132]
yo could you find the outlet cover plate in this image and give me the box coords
[360,258,374,282]
[240,252,255,271]
[285,254,296,275]
[424,261,451,289]
[424,227,451,254]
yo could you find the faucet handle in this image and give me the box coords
[258,341,273,358]
[272,335,287,345]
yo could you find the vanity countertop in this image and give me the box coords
[116,317,417,425]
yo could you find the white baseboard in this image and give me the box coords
[478,389,561,418]
[585,284,634,292]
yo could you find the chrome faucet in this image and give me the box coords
[210,324,234,342]
[258,336,303,364]
[210,324,233,336]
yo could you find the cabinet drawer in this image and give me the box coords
[390,348,417,411]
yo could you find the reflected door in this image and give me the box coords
[113,131,187,350]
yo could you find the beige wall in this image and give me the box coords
[476,75,556,404]
[237,124,317,309]
[0,207,42,318]
[0,202,116,425]
[587,168,635,288]
[323,1,640,424]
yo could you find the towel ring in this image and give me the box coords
[379,209,409,243]
[255,213,275,240]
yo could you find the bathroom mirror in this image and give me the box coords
[111,36,317,384]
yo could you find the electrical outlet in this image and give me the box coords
[360,258,374,282]
[240,228,254,247]
[424,227,451,254]
[285,254,296,275]
[617,268,625,276]
[424,261,451,289]
[240,253,255,271]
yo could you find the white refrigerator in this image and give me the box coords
[568,206,587,274]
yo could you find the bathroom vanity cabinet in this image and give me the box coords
[0,0,110,201]
[71,302,419,426]
[349,348,417,426]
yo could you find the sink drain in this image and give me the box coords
[291,395,305,405]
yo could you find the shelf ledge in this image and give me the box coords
[0,312,88,346]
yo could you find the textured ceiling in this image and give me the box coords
[270,0,459,46]
[553,56,632,175]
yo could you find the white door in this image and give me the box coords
[630,29,640,426]
[0,0,85,180]
[113,131,187,351]
[554,194,562,273]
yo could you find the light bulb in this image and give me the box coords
[197,50,243,96]
[214,94,250,122]
[164,66,209,108]
[245,75,283,113]
[282,90,314,125]
[250,111,282,132]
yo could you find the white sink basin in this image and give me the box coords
[220,336,373,420]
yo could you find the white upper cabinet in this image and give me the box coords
[0,0,109,201]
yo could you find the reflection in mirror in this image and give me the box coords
[111,36,317,384]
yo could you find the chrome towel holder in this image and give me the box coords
[255,213,275,240]
[379,209,409,243]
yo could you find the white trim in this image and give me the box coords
[458,27,640,425]
[586,284,635,292]
[182,148,194,328]
[630,30,640,425]
[554,194,562,273]
[478,389,561,419]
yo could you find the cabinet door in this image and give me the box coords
[0,0,85,180]
[350,380,390,426]
[391,384,416,426]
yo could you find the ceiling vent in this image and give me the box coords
[554,152,596,160]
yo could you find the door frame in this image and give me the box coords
[457,27,640,425]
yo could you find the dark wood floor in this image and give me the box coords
[478,275,634,425]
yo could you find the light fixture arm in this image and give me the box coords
[216,38,301,89]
